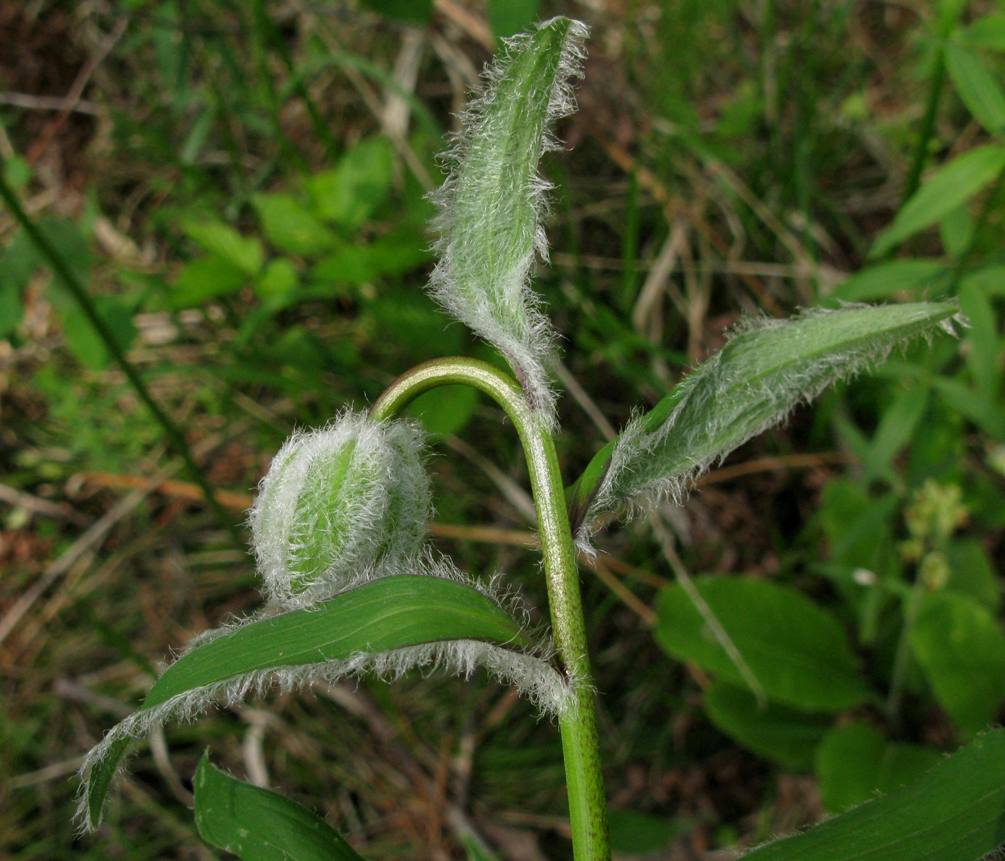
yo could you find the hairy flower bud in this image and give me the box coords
[250,411,430,608]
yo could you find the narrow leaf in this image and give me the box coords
[655,577,870,711]
[833,258,946,301]
[872,146,1005,257]
[742,730,1005,861]
[194,752,365,860]
[78,571,568,831]
[965,13,1005,51]
[426,17,588,425]
[572,302,959,534]
[945,42,1005,135]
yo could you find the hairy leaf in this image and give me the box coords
[742,730,1005,860]
[426,17,588,425]
[194,753,365,860]
[78,571,569,831]
[570,302,959,534]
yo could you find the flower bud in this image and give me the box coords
[250,412,430,608]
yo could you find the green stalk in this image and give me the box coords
[0,171,239,546]
[371,357,610,861]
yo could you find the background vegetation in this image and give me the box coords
[2,0,1003,858]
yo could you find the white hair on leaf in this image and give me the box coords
[580,303,966,546]
[75,552,573,833]
[425,18,589,428]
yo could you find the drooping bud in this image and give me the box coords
[250,411,430,608]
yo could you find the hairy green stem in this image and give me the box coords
[371,357,610,861]
[0,170,239,546]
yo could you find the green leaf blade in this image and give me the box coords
[577,302,958,531]
[909,592,1005,734]
[145,575,526,708]
[742,730,1005,861]
[194,752,365,860]
[814,723,941,813]
[655,577,870,711]
[427,17,588,423]
[80,573,565,831]
[704,682,830,769]
[872,146,1005,257]
[945,42,1005,135]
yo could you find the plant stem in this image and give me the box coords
[371,357,610,861]
[0,170,240,546]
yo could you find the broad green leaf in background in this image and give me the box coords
[814,723,941,813]
[833,259,946,301]
[571,302,959,533]
[425,17,588,424]
[703,682,830,769]
[909,592,1005,734]
[742,730,1005,861]
[945,538,1000,610]
[181,218,264,276]
[80,574,560,829]
[194,753,364,860]
[871,146,1005,257]
[307,137,393,228]
[945,42,1005,135]
[171,255,247,308]
[488,0,540,39]
[253,193,337,257]
[606,810,693,854]
[654,577,870,711]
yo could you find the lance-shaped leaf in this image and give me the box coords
[77,566,570,832]
[741,729,1005,861]
[194,752,366,860]
[426,17,588,426]
[569,302,960,537]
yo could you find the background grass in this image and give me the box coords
[2,1,1003,858]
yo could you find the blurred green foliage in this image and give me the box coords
[1,0,1003,858]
